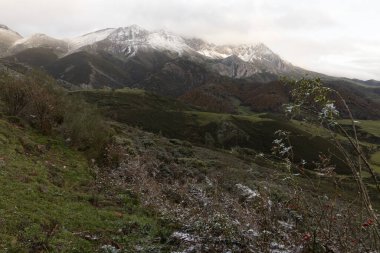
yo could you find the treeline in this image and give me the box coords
[0,70,111,159]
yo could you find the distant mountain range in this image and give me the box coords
[1,24,380,119]
[0,24,309,81]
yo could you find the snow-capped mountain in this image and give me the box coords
[0,24,304,81]
[65,25,287,65]
[61,25,295,78]
[0,24,23,56]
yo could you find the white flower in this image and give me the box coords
[279,146,292,156]
[320,103,339,119]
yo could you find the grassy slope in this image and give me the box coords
[74,89,380,198]
[0,118,173,252]
[357,121,380,173]
[75,89,350,173]
[339,120,380,173]
[371,151,380,173]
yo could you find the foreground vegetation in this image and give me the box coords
[0,71,380,252]
[0,118,177,251]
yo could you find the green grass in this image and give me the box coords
[339,119,380,138]
[0,118,173,252]
[187,111,269,126]
[339,120,380,175]
[71,89,190,112]
[114,87,146,95]
[370,151,380,173]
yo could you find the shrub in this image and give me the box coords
[60,96,112,159]
[0,72,30,116]
[0,70,112,160]
[0,70,64,134]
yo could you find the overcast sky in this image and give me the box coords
[1,0,379,80]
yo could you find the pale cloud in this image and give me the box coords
[0,0,379,80]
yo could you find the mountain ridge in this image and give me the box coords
[2,24,379,83]
[1,24,296,77]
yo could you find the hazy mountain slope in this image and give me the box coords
[0,25,22,57]
[6,46,219,95]
[46,50,133,88]
[4,47,59,67]
[45,49,209,91]
[180,80,380,119]
[9,33,68,56]
[134,57,221,97]
[349,78,380,87]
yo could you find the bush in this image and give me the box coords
[0,70,112,160]
[0,70,64,134]
[61,97,112,158]
[0,72,30,116]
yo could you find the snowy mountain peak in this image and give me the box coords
[229,43,275,62]
[108,26,149,42]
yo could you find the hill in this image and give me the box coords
[2,81,380,251]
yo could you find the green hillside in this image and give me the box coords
[75,89,350,173]
[1,73,380,252]
[0,117,174,252]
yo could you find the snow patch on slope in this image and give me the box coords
[194,42,277,62]
[147,30,192,54]
[197,49,230,59]
[67,28,116,51]
[13,33,62,46]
